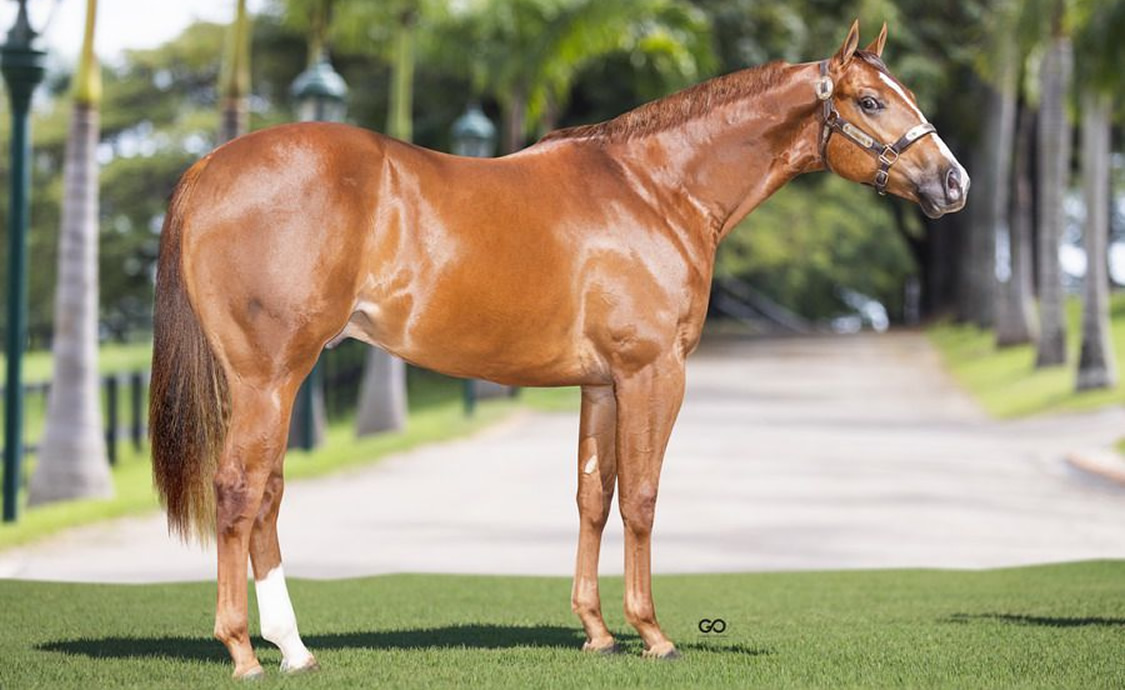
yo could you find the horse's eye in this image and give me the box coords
[859,96,881,113]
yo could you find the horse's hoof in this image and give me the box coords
[582,639,621,655]
[642,643,681,660]
[234,664,265,680]
[281,656,320,674]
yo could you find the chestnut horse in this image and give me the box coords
[150,21,967,677]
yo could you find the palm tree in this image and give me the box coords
[1075,90,1115,389]
[1074,0,1123,389]
[968,0,1019,331]
[1034,0,1071,368]
[465,0,715,151]
[218,0,252,143]
[29,0,114,505]
[996,103,1040,347]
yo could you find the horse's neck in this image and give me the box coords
[613,62,823,245]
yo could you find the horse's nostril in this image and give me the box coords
[945,167,963,203]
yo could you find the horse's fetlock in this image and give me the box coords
[214,620,248,646]
[624,601,657,628]
[571,594,601,618]
[261,619,297,646]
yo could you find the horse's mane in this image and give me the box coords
[540,51,901,145]
[540,61,788,144]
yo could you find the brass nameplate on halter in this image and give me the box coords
[841,122,874,149]
[903,123,933,142]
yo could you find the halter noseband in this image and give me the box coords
[816,60,935,195]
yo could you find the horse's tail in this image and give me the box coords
[149,158,229,544]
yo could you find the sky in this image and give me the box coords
[0,0,269,63]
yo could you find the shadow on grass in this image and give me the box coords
[37,624,581,663]
[38,624,768,663]
[945,613,1125,628]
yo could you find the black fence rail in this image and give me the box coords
[0,370,149,466]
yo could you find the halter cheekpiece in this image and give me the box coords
[816,60,935,195]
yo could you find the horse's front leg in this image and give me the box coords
[614,358,685,658]
[572,384,619,652]
[249,468,317,673]
[213,380,294,679]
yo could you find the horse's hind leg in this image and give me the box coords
[249,465,317,672]
[571,385,619,653]
[213,376,301,678]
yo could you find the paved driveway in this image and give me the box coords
[3,332,1124,582]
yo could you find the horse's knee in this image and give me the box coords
[577,489,610,531]
[619,483,658,537]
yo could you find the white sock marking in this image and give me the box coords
[255,565,314,670]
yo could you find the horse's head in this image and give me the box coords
[817,21,968,219]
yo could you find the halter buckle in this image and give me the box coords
[814,75,834,101]
[878,146,899,168]
[874,169,890,194]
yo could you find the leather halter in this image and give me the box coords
[815,60,935,195]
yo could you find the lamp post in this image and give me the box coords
[450,104,508,416]
[291,53,347,123]
[287,51,347,451]
[451,103,496,158]
[2,0,47,523]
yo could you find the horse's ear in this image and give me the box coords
[865,22,888,57]
[835,19,861,67]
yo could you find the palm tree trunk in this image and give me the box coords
[29,0,112,504]
[503,85,527,154]
[354,2,414,437]
[1076,90,1116,390]
[355,348,407,435]
[957,139,993,325]
[1034,13,1071,368]
[975,23,1019,331]
[386,3,415,142]
[997,105,1040,346]
[218,0,251,144]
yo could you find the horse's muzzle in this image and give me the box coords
[918,164,970,219]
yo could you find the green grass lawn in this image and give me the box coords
[0,342,153,384]
[928,295,1125,418]
[1,562,1122,688]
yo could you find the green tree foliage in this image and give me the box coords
[439,0,715,149]
[8,0,1117,345]
[717,177,916,321]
